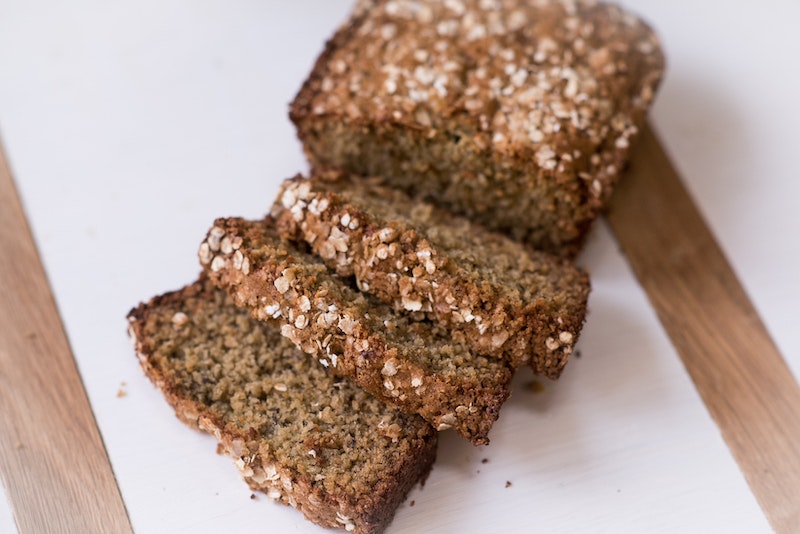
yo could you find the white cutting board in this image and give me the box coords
[2,0,799,532]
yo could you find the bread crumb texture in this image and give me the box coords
[200,217,514,445]
[272,173,590,378]
[128,278,437,534]
[291,0,664,256]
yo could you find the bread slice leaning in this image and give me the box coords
[127,277,437,534]
[272,173,590,379]
[199,217,513,445]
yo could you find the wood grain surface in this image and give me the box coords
[607,124,800,533]
[0,144,133,533]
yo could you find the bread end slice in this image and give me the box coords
[127,277,437,534]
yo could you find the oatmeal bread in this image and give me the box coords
[199,217,513,445]
[272,174,589,378]
[290,0,665,256]
[127,277,437,534]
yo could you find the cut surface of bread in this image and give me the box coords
[272,173,590,378]
[127,277,437,534]
[290,0,665,256]
[199,217,513,445]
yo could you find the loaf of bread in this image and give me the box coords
[127,277,437,534]
[199,217,513,445]
[272,173,589,378]
[290,0,664,256]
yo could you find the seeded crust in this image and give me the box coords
[290,0,665,257]
[127,277,437,534]
[199,218,513,445]
[272,173,589,378]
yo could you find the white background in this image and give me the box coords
[1,1,798,532]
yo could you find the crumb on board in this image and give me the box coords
[410,500,415,507]
[505,481,512,488]
[116,381,127,398]
[481,458,489,464]
[574,350,582,358]
[250,493,257,500]
[526,380,545,394]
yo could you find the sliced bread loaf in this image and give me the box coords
[199,217,513,445]
[127,277,437,534]
[272,173,589,379]
[290,0,664,256]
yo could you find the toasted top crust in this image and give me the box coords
[127,277,437,534]
[272,173,590,377]
[199,218,513,445]
[291,0,664,206]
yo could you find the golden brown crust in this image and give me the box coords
[272,173,589,378]
[127,277,437,534]
[290,0,665,256]
[199,217,513,445]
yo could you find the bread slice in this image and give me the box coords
[199,217,513,445]
[272,173,589,379]
[290,0,664,257]
[127,277,437,534]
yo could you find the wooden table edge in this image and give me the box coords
[607,122,800,533]
[0,142,133,533]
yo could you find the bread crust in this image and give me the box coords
[290,0,665,256]
[128,277,437,534]
[272,173,589,378]
[199,217,513,445]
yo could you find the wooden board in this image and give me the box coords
[1,122,798,532]
[607,124,800,533]
[0,144,133,533]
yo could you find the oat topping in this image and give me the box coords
[292,0,664,255]
[128,278,437,534]
[272,174,590,378]
[171,311,189,327]
[308,0,660,165]
[200,217,514,445]
[198,242,212,265]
